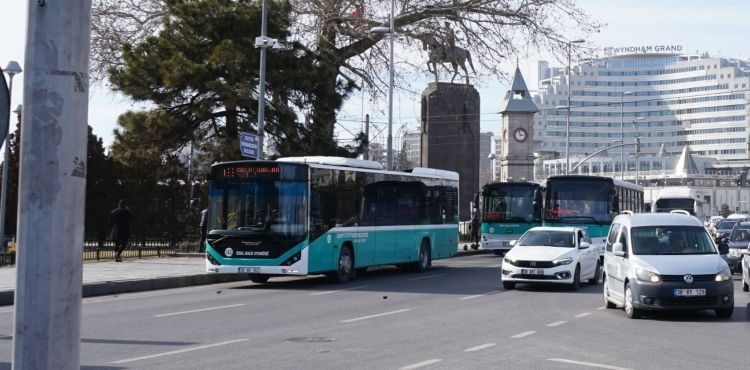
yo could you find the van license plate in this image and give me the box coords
[673,289,706,296]
[239,267,260,273]
[521,269,544,275]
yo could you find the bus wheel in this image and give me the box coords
[335,246,354,284]
[415,240,431,273]
[249,274,269,284]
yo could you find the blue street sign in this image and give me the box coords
[239,131,259,159]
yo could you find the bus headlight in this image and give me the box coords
[636,268,662,283]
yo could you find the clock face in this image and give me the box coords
[513,128,528,143]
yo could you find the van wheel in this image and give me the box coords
[570,265,580,291]
[335,246,354,284]
[603,275,617,309]
[624,283,641,319]
[588,262,601,285]
[249,274,269,284]
[716,306,734,319]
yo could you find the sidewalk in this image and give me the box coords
[0,246,487,306]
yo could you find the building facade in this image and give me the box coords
[536,49,750,164]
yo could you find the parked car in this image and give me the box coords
[500,227,600,290]
[603,212,733,319]
[722,221,750,273]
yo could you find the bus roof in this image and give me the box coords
[545,175,643,191]
[277,156,383,170]
[276,156,459,181]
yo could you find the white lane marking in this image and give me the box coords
[399,359,443,369]
[575,312,592,318]
[408,274,447,281]
[154,304,246,318]
[547,358,634,370]
[596,306,606,310]
[485,264,502,268]
[308,286,368,296]
[464,343,496,352]
[547,320,567,327]
[460,294,485,300]
[111,339,249,364]
[341,309,411,323]
[511,330,536,338]
[0,309,13,314]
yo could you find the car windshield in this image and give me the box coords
[717,220,738,229]
[517,230,574,248]
[631,226,716,255]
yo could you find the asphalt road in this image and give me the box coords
[1,254,749,369]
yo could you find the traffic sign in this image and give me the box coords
[239,132,259,159]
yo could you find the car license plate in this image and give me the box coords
[239,267,260,273]
[521,269,544,275]
[673,289,706,296]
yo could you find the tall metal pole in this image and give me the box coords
[620,92,625,180]
[13,0,92,368]
[256,0,268,160]
[0,68,20,249]
[385,0,395,170]
[565,42,571,174]
[364,114,370,160]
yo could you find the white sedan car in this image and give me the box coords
[501,227,601,290]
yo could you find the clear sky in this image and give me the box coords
[1,0,748,150]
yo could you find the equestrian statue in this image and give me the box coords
[413,22,476,85]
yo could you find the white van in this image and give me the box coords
[602,212,734,319]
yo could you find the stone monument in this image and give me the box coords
[420,82,480,220]
[498,67,538,182]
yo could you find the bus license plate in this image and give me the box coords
[239,267,260,273]
[673,289,705,296]
[521,269,544,275]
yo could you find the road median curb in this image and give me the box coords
[0,273,254,306]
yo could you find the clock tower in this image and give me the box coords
[498,67,538,182]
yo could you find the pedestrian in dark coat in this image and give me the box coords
[470,213,480,250]
[110,199,132,262]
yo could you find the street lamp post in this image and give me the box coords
[633,117,644,185]
[1,61,21,247]
[620,91,633,179]
[488,152,497,181]
[370,0,396,170]
[563,39,585,174]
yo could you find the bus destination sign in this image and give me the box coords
[221,165,281,179]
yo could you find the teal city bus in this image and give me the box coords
[543,175,643,261]
[204,157,459,283]
[479,181,543,255]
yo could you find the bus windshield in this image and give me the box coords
[208,180,308,240]
[655,198,695,214]
[483,185,539,222]
[545,179,612,224]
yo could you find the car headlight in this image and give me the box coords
[715,268,732,282]
[552,257,574,266]
[729,248,742,257]
[636,268,662,283]
[504,257,516,266]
